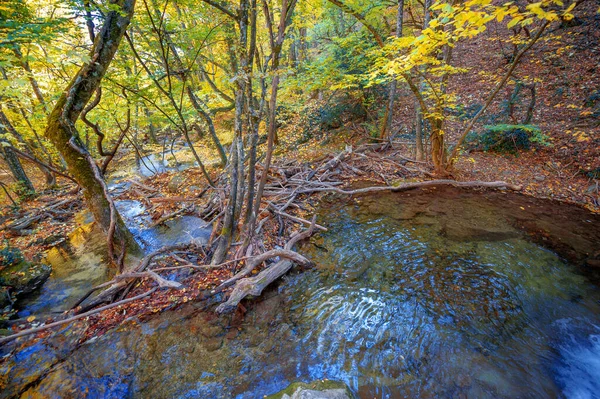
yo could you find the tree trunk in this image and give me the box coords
[0,108,55,186]
[0,133,34,196]
[211,0,250,264]
[415,106,425,161]
[414,0,431,161]
[245,0,297,240]
[12,46,47,112]
[144,107,159,144]
[44,0,138,255]
[431,123,446,174]
[187,88,227,166]
[379,0,404,139]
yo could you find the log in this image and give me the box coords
[296,179,522,196]
[215,249,312,290]
[215,217,318,313]
[215,260,293,313]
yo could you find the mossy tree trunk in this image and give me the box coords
[44,0,138,257]
[0,133,34,196]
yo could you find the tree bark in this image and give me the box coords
[211,0,251,264]
[414,0,431,161]
[380,0,404,139]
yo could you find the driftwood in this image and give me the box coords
[75,244,200,311]
[215,217,317,313]
[215,259,294,313]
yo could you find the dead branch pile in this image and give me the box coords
[1,196,82,235]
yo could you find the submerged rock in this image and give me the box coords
[0,261,51,296]
[268,381,352,399]
[0,259,51,318]
[0,321,87,399]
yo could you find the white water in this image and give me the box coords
[555,319,600,399]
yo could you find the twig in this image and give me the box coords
[269,206,328,231]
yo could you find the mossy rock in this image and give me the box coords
[266,380,354,399]
[167,174,187,193]
[0,260,51,295]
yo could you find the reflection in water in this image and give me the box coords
[8,190,600,399]
[16,200,210,316]
[17,221,110,316]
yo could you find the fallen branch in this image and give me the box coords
[127,179,159,192]
[296,179,522,195]
[149,197,204,203]
[149,206,190,227]
[215,259,294,314]
[269,207,328,231]
[216,248,312,290]
[75,244,200,311]
[215,217,318,313]
[113,271,183,289]
[0,288,157,345]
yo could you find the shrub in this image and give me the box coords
[467,124,550,154]
[279,92,369,145]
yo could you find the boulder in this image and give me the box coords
[268,381,352,399]
[0,260,51,296]
[167,174,186,193]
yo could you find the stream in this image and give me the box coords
[2,186,600,398]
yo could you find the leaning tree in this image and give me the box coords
[44,0,138,263]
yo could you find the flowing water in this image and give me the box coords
[14,200,211,318]
[3,187,600,398]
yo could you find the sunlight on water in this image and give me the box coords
[292,197,600,398]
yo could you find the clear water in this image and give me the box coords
[293,202,600,398]
[5,189,600,399]
[15,200,210,316]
